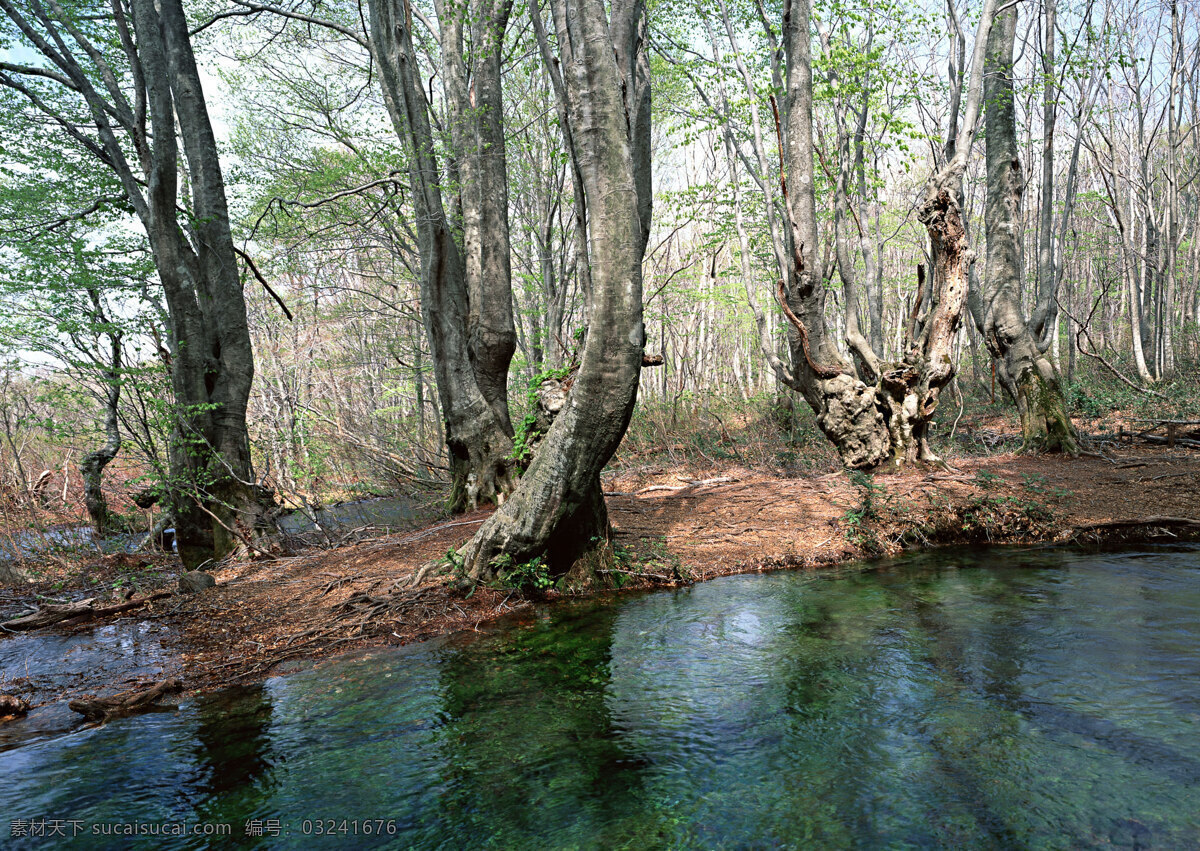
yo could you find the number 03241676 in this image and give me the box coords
[301,819,398,836]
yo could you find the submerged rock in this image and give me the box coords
[178,571,216,594]
[0,694,29,721]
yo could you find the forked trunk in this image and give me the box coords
[368,0,519,512]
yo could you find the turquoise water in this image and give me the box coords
[2,546,1199,848]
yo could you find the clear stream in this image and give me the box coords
[2,546,1199,849]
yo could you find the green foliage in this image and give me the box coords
[508,364,573,464]
[972,469,1002,490]
[843,470,885,552]
[595,535,690,589]
[959,492,1054,535]
[1021,474,1070,501]
[1068,379,1132,419]
[491,552,555,592]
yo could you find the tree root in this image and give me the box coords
[335,586,445,636]
[407,560,441,589]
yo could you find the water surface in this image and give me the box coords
[2,546,1199,848]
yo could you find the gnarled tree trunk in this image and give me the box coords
[978,7,1078,454]
[454,0,651,584]
[765,0,997,470]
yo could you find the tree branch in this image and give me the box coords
[233,247,294,320]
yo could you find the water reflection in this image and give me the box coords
[0,546,1198,848]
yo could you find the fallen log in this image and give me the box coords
[1,598,98,630]
[1136,433,1200,449]
[1070,516,1200,536]
[68,678,183,723]
[636,477,738,495]
[1,591,174,631]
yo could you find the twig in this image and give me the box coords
[1055,292,1167,399]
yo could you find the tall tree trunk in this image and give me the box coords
[444,0,520,425]
[367,0,518,512]
[0,0,278,567]
[456,0,651,584]
[80,310,123,536]
[978,7,1078,453]
[136,0,271,567]
[774,0,891,469]
[1031,0,1058,352]
[1162,0,1181,378]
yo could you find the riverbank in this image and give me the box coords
[3,446,1199,706]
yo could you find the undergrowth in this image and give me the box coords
[843,471,887,554]
[612,392,838,478]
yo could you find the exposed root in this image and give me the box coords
[335,585,448,638]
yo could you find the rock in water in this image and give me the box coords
[0,694,29,720]
[178,571,216,593]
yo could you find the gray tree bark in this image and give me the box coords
[1031,0,1058,351]
[0,0,272,568]
[366,0,519,513]
[138,0,268,566]
[978,7,1078,454]
[454,0,651,584]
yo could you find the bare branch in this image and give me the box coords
[233,247,294,321]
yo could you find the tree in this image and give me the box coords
[653,0,999,469]
[231,0,525,512]
[0,0,270,568]
[365,0,521,512]
[452,0,652,583]
[0,229,152,533]
[976,4,1078,453]
[0,118,151,534]
[768,0,999,468]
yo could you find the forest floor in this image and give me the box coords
[3,440,1199,710]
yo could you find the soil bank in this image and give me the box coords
[3,446,1199,705]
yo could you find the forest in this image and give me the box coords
[0,0,1195,581]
